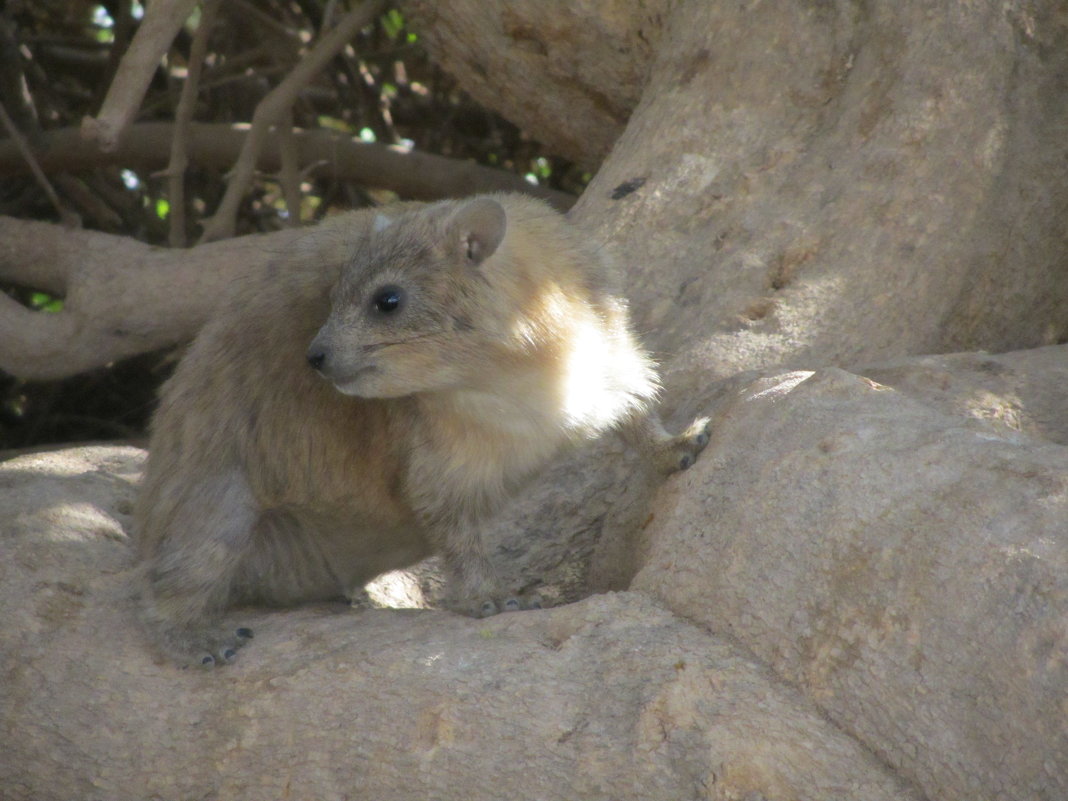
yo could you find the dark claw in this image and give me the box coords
[504,598,521,612]
[201,655,215,667]
[528,598,543,610]
[696,432,709,447]
[236,627,254,640]
[679,454,694,470]
[480,600,498,616]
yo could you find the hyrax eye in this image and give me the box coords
[371,285,405,314]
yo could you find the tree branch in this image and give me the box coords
[0,101,79,227]
[0,122,575,211]
[167,0,221,247]
[0,217,304,380]
[198,0,387,242]
[81,0,199,152]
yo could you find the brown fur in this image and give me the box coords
[134,194,708,666]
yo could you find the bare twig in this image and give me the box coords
[0,100,79,227]
[52,173,124,230]
[197,0,387,243]
[81,0,198,152]
[226,0,304,46]
[0,122,577,211]
[0,16,40,143]
[277,108,302,227]
[167,0,220,247]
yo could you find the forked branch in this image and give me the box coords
[81,0,199,152]
[198,0,387,242]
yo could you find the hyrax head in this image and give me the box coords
[307,196,510,398]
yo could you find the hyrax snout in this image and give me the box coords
[133,193,710,667]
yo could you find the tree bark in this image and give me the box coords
[4,1,1068,798]
[412,0,1068,378]
[0,123,573,211]
[0,219,304,380]
[399,2,1068,797]
[403,0,671,167]
[0,446,918,801]
[630,362,1068,801]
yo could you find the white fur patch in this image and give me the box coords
[373,214,392,233]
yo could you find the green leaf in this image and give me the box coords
[381,9,405,40]
[91,4,115,43]
[533,157,552,180]
[317,115,354,133]
[30,292,64,313]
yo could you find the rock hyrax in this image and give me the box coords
[134,194,709,666]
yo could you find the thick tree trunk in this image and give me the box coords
[5,347,1068,799]
[404,0,670,167]
[411,0,1068,377]
[3,1,1068,798]
[630,363,1068,801]
[401,3,1068,797]
[0,446,917,801]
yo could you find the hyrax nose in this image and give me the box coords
[306,347,327,372]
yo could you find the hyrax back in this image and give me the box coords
[135,193,708,666]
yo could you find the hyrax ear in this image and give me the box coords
[372,212,393,233]
[449,197,507,268]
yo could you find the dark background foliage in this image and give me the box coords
[0,0,582,449]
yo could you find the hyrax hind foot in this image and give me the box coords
[628,414,712,475]
[176,625,254,668]
[447,590,544,619]
[667,416,713,472]
[141,608,254,668]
